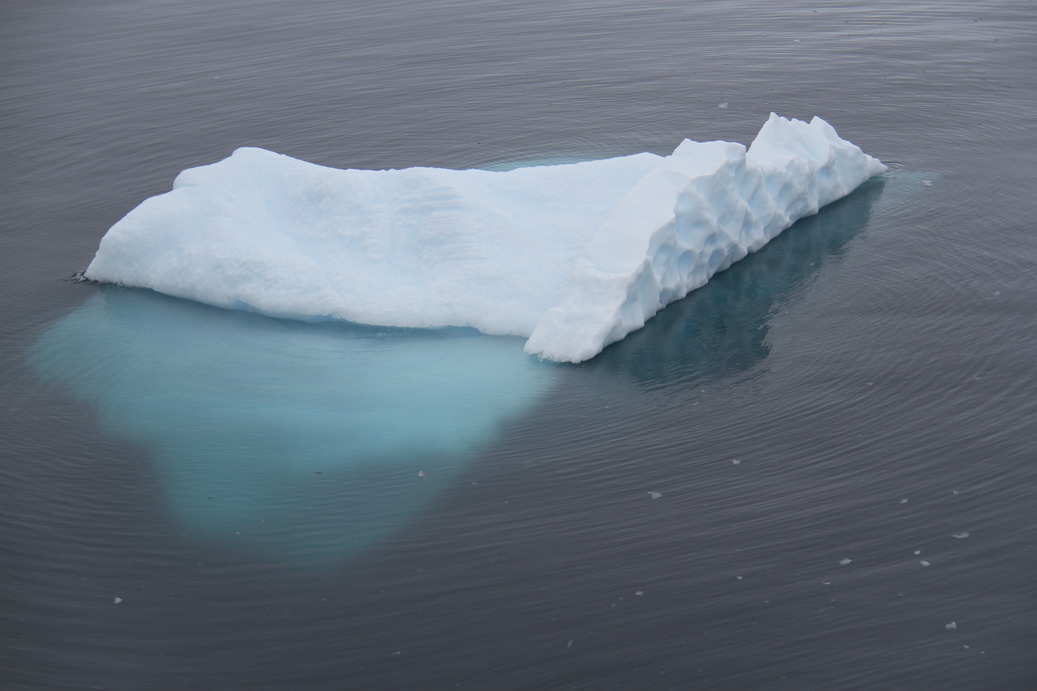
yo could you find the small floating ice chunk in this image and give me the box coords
[718,102,729,109]
[732,459,742,465]
[951,531,971,539]
[922,179,933,186]
[634,590,644,596]
[648,491,663,500]
[113,597,122,604]
[735,575,743,581]
[567,639,574,648]
[919,560,931,567]
[899,498,909,504]
[945,621,958,630]
[839,558,852,566]
[914,550,922,555]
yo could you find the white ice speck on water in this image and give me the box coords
[922,179,933,186]
[567,639,574,648]
[899,498,909,504]
[113,597,122,604]
[951,531,971,539]
[635,590,644,596]
[946,621,958,630]
[648,491,663,499]
[417,470,425,477]
[839,558,852,566]
[736,576,743,581]
[718,102,729,109]
[914,550,922,555]
[732,459,742,465]
[919,560,931,567]
[821,580,831,585]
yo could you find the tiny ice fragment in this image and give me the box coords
[648,491,663,499]
[635,590,644,596]
[922,179,933,186]
[914,550,922,555]
[113,597,122,604]
[718,102,729,109]
[945,621,957,630]
[951,531,970,539]
[735,575,743,581]
[417,470,426,477]
[821,580,831,585]
[839,558,852,566]
[732,459,742,465]
[899,498,909,504]
[919,560,931,567]
[567,639,574,648]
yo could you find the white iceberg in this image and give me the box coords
[85,114,886,362]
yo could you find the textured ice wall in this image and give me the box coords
[525,114,888,361]
[85,115,885,362]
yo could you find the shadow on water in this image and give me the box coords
[27,292,554,564]
[589,175,888,389]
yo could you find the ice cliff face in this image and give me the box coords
[525,114,888,361]
[85,114,885,362]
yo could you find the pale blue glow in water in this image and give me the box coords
[29,289,555,562]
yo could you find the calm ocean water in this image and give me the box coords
[2,1,1035,688]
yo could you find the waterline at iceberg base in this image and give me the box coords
[84,114,886,362]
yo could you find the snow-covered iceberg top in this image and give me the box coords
[85,114,885,362]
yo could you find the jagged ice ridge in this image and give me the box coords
[85,114,886,362]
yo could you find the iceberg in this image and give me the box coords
[85,114,885,362]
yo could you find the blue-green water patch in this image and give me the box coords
[28,289,555,563]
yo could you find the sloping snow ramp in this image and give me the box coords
[85,115,885,362]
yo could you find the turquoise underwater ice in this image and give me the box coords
[29,288,554,563]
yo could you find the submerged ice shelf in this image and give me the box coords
[85,114,886,362]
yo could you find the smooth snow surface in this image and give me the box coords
[85,115,886,362]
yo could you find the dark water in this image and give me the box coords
[3,1,1035,688]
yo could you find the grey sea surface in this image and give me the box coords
[2,1,1035,689]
